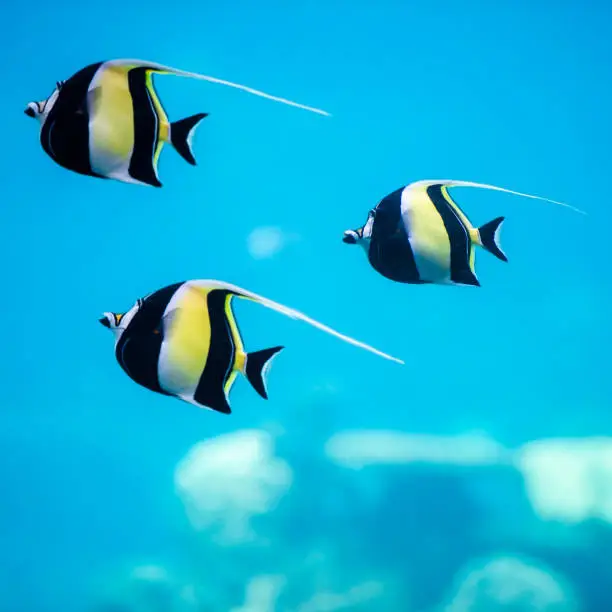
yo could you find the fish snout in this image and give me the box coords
[24,104,36,118]
[343,230,359,244]
[99,315,111,328]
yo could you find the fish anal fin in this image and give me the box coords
[181,391,232,415]
[209,398,232,415]
[452,269,481,287]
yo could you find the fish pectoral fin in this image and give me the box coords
[245,346,284,400]
[86,86,102,114]
[160,309,180,335]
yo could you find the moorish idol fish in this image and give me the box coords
[25,59,330,187]
[99,279,403,414]
[342,179,585,287]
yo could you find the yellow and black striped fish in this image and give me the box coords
[343,179,585,287]
[99,280,403,414]
[25,59,331,187]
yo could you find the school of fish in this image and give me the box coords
[25,58,586,415]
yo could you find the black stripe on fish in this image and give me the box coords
[125,282,185,336]
[193,290,236,414]
[115,281,184,394]
[369,187,424,284]
[426,184,479,286]
[127,68,162,187]
[116,328,169,395]
[41,61,105,178]
[373,187,403,227]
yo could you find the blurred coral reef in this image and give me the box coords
[89,426,612,611]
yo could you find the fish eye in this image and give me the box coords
[56,80,64,90]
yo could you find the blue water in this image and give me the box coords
[1,0,611,610]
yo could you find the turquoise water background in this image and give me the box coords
[1,0,611,610]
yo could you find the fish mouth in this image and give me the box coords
[24,106,36,118]
[99,316,111,328]
[343,230,359,244]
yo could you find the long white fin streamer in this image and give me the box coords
[188,279,404,365]
[410,179,586,215]
[106,59,331,117]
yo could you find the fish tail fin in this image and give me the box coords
[170,113,208,165]
[478,216,508,262]
[244,346,284,399]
